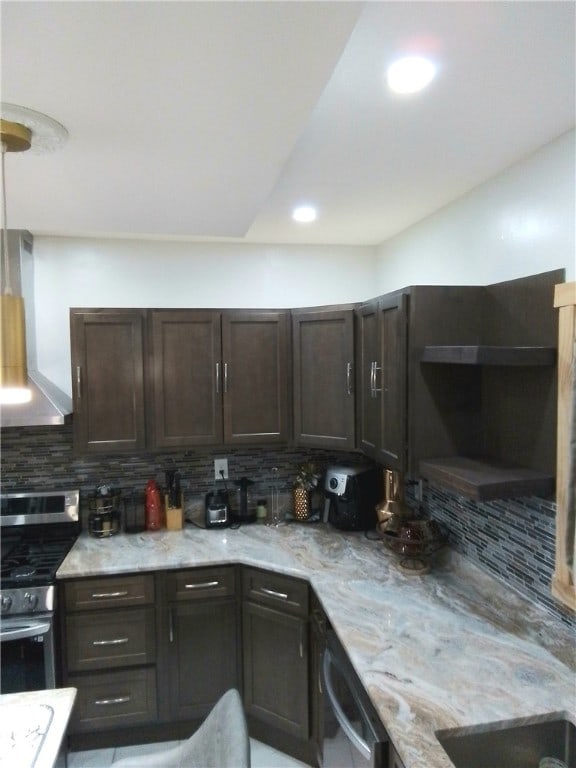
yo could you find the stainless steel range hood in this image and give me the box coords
[0,231,72,427]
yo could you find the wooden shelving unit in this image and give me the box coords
[420,345,556,366]
[419,456,554,502]
[412,271,563,501]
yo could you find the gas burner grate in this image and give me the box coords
[0,535,78,586]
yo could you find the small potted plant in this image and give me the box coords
[292,461,320,521]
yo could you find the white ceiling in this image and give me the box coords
[1,1,574,246]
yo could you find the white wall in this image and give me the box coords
[32,239,376,395]
[375,129,575,292]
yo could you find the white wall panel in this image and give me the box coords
[375,130,575,291]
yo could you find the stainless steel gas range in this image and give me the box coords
[0,489,80,693]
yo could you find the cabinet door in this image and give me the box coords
[70,310,146,453]
[292,308,355,450]
[355,300,380,458]
[168,600,239,720]
[242,601,308,739]
[376,292,408,471]
[150,310,223,447]
[221,311,290,444]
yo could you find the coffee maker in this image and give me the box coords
[323,466,381,531]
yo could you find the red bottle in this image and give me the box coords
[145,480,163,531]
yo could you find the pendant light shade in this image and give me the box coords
[0,104,68,408]
[0,293,30,403]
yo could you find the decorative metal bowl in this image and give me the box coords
[377,517,447,574]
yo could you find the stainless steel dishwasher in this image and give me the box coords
[322,624,388,768]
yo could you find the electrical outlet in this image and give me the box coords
[214,458,228,480]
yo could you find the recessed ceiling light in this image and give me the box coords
[292,205,317,223]
[386,56,437,94]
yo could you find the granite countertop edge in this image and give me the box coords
[56,524,576,768]
[0,687,77,768]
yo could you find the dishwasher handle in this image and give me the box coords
[322,647,372,762]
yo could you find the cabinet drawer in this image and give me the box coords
[166,566,236,601]
[243,568,309,617]
[69,667,157,733]
[66,607,155,672]
[65,574,154,611]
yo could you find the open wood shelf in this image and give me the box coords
[419,456,555,501]
[420,345,556,366]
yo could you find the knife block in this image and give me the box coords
[165,494,184,530]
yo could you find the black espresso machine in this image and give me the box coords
[323,466,381,531]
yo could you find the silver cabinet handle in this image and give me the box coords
[185,581,220,590]
[216,362,220,394]
[169,607,174,643]
[223,363,229,393]
[91,591,129,599]
[92,638,129,646]
[94,696,130,706]
[371,361,382,397]
[299,625,304,659]
[260,587,288,600]
[346,362,353,395]
[76,366,82,399]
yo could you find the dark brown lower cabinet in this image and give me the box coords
[309,595,326,765]
[62,566,321,762]
[167,599,239,720]
[242,601,309,739]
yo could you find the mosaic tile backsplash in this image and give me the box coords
[1,424,573,629]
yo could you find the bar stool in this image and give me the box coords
[113,689,251,767]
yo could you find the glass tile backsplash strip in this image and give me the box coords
[408,483,575,629]
[0,424,359,517]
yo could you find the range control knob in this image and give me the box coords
[329,477,339,490]
[24,592,39,611]
[1,595,13,614]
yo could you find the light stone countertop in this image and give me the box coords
[0,687,77,768]
[57,523,575,768]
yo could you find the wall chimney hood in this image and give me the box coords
[0,231,72,427]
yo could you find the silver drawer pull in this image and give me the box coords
[185,581,219,590]
[260,587,288,600]
[91,591,129,599]
[92,638,129,646]
[94,696,131,706]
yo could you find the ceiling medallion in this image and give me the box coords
[0,103,68,153]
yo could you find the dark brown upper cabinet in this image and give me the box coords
[72,308,290,453]
[70,309,147,454]
[292,306,355,450]
[221,311,290,445]
[150,309,290,448]
[356,291,408,472]
[150,311,223,448]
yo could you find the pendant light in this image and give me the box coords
[0,104,68,405]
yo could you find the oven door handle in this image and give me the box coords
[322,647,372,761]
[0,621,51,642]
